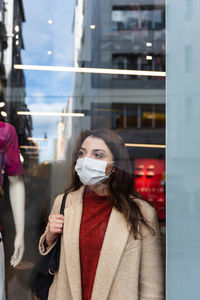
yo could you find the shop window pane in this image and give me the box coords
[0,0,166,299]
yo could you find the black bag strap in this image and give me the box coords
[59,192,67,215]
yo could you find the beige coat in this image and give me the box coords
[39,186,164,300]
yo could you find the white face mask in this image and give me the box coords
[75,157,113,186]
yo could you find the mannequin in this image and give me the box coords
[8,175,25,267]
[0,121,25,300]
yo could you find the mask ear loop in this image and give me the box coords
[107,161,116,177]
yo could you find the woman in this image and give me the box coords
[39,129,164,300]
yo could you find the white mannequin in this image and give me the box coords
[8,175,25,267]
[0,121,25,300]
[0,175,25,300]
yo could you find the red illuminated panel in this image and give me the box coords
[134,159,165,220]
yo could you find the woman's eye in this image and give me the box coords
[95,153,104,158]
[78,151,84,157]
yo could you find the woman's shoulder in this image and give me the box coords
[133,197,158,223]
[132,197,160,238]
[53,192,73,208]
[51,193,65,212]
[52,186,85,211]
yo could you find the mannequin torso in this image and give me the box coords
[0,121,25,266]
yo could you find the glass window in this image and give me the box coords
[0,0,166,299]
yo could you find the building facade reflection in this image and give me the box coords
[72,0,165,221]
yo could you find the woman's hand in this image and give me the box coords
[46,214,64,246]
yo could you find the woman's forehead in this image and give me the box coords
[81,136,110,152]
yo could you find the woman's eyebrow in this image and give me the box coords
[93,149,106,153]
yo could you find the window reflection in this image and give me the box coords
[72,0,166,234]
[112,5,165,31]
[0,0,166,298]
[91,103,165,130]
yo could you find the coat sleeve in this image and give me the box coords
[38,194,64,256]
[139,204,164,300]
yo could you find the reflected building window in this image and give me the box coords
[91,103,165,131]
[112,53,165,80]
[112,5,165,32]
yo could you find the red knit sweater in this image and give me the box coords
[80,188,113,300]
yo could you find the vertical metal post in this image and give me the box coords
[3,0,14,102]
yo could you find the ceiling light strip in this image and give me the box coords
[27,137,48,141]
[17,111,85,117]
[14,64,166,77]
[125,143,166,149]
[20,146,48,150]
[20,145,39,149]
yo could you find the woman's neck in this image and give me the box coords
[87,183,109,196]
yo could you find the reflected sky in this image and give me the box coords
[21,0,75,161]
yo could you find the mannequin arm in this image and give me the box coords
[8,175,25,267]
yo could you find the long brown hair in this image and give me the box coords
[66,129,154,239]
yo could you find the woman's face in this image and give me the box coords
[78,136,114,176]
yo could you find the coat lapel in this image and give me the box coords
[63,186,85,300]
[91,207,130,300]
